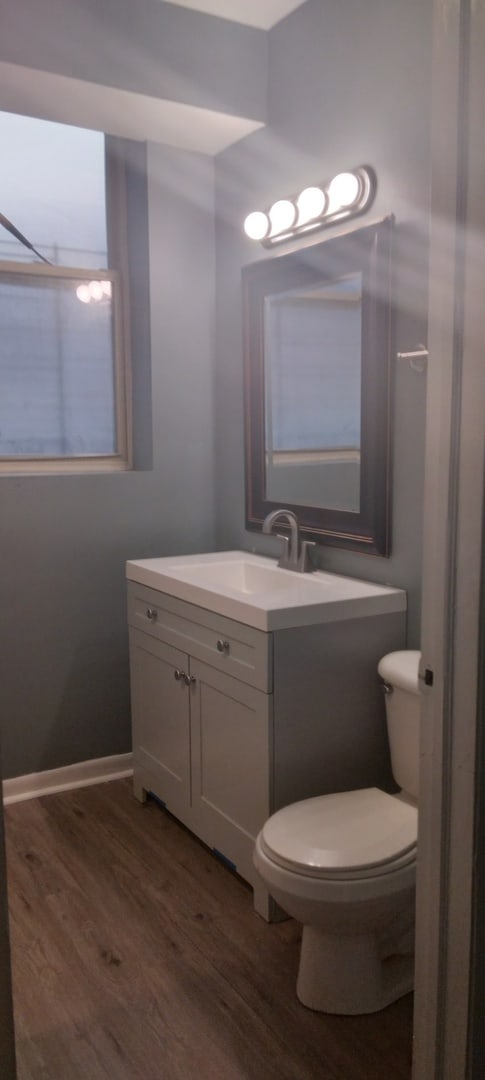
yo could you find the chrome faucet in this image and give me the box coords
[262,509,316,573]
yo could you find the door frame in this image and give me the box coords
[0,750,17,1077]
[413,0,485,1076]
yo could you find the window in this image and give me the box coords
[0,112,130,472]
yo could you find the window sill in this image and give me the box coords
[0,456,131,477]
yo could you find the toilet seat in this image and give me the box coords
[260,787,417,881]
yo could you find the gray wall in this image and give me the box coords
[0,0,432,778]
[214,0,432,645]
[0,142,216,779]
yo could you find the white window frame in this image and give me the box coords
[0,259,132,475]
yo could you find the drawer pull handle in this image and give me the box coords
[174,669,186,682]
[216,639,230,653]
[184,674,196,687]
[146,607,158,621]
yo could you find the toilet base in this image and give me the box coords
[297,925,414,1014]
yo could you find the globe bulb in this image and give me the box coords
[243,211,270,241]
[327,172,362,212]
[76,284,91,304]
[88,280,104,302]
[268,199,297,236]
[296,187,327,226]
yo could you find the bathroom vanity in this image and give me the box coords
[126,552,406,919]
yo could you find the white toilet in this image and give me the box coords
[253,650,421,1015]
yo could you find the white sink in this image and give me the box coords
[158,556,316,596]
[126,551,406,631]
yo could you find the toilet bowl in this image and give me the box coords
[253,650,421,1015]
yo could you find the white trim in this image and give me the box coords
[2,753,133,806]
[0,261,117,280]
[413,1,485,1077]
[0,457,131,476]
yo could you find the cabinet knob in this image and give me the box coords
[184,674,196,687]
[146,607,157,621]
[174,668,186,682]
[216,639,230,653]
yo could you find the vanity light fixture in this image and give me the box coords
[243,166,376,246]
[76,279,112,304]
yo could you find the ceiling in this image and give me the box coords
[0,1,308,153]
[158,0,308,30]
[0,61,263,155]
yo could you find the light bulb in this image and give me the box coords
[327,172,362,212]
[244,211,270,241]
[296,186,327,226]
[88,280,104,302]
[268,199,297,236]
[101,280,112,298]
[76,284,91,304]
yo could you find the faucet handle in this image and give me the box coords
[299,540,316,573]
[275,533,291,569]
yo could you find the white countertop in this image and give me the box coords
[126,551,407,631]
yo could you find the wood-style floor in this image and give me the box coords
[5,779,413,1080]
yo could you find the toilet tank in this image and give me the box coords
[377,650,421,800]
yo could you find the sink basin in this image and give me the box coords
[157,556,320,596]
[126,551,406,631]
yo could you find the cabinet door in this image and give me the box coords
[129,628,190,820]
[189,659,271,886]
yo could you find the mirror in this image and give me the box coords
[243,217,394,555]
[264,271,363,513]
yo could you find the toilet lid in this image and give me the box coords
[260,788,417,878]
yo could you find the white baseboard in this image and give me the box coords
[2,753,133,806]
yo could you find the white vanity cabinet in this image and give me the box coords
[129,630,192,823]
[127,569,407,921]
[128,581,273,911]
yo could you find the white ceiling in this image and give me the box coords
[158,0,307,30]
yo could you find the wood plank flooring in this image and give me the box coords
[5,780,413,1079]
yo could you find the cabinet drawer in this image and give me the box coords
[127,581,272,692]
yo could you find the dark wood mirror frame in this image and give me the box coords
[243,216,394,556]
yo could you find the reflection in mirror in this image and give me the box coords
[243,217,394,555]
[264,273,362,512]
